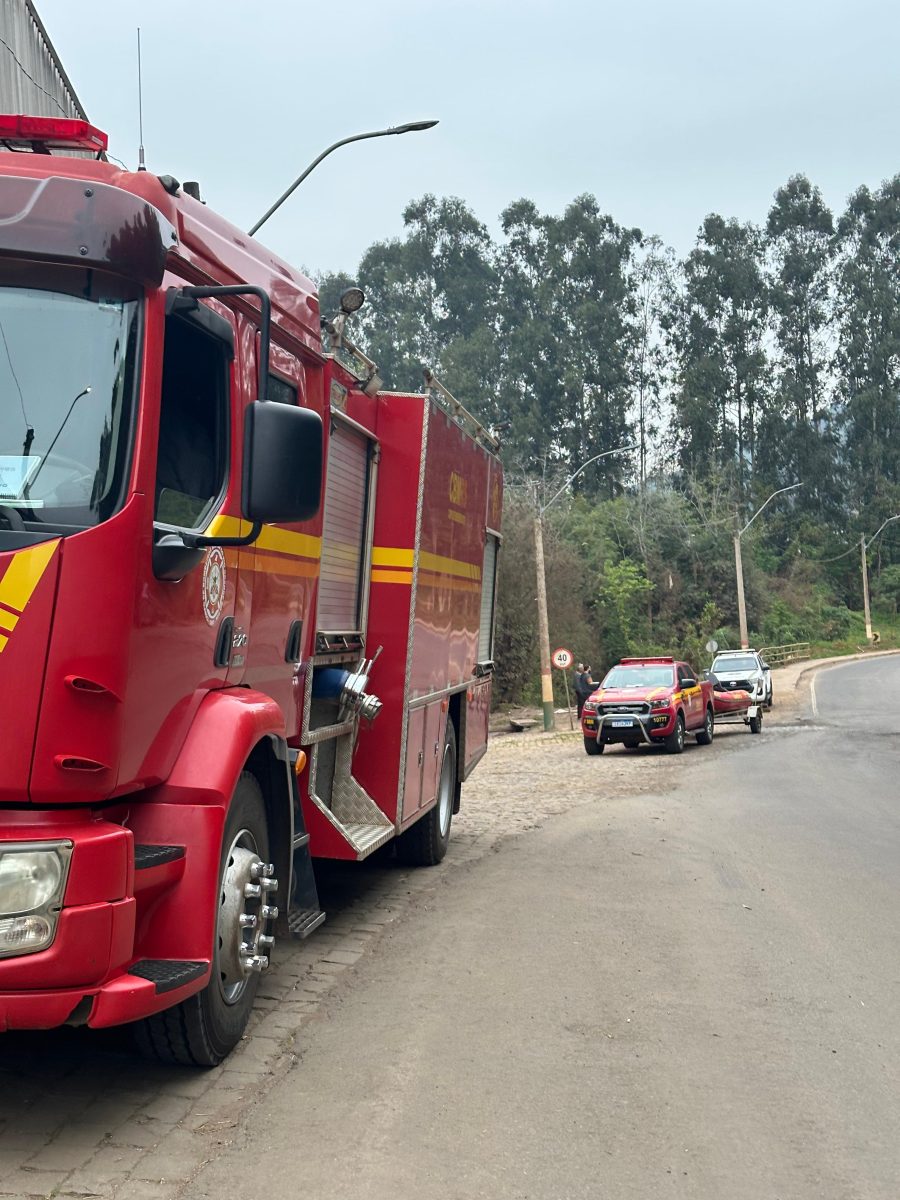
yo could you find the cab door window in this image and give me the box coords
[155,311,230,529]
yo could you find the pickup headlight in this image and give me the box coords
[649,698,670,709]
[583,701,598,714]
[0,842,72,957]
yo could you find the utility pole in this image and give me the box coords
[733,483,802,652]
[861,533,873,643]
[532,444,638,732]
[858,516,900,643]
[534,514,554,732]
[734,530,749,650]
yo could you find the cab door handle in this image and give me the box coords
[214,616,234,668]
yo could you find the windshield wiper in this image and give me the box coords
[0,504,25,531]
[23,385,92,500]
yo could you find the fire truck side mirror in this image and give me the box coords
[243,401,323,524]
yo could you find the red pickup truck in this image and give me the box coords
[581,657,715,756]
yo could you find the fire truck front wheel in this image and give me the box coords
[397,723,457,866]
[135,772,273,1067]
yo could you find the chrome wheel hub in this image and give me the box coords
[216,831,278,1006]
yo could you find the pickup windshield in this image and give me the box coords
[712,655,758,673]
[0,267,140,533]
[602,665,675,689]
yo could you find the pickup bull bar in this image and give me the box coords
[590,712,656,746]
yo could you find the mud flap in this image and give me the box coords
[288,751,326,939]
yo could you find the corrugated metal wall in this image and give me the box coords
[0,0,86,118]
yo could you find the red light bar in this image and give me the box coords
[0,115,108,153]
[619,657,674,664]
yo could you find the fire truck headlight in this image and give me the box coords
[0,843,72,956]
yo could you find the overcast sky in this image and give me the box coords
[39,0,900,278]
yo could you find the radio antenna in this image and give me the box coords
[136,27,146,171]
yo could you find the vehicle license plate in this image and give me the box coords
[611,718,634,728]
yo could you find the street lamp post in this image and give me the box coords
[860,515,900,642]
[534,445,638,732]
[248,120,438,237]
[734,483,802,649]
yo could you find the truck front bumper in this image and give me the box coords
[0,810,207,1031]
[581,710,675,744]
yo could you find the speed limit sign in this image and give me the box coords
[552,647,573,670]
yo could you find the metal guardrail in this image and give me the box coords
[759,642,811,667]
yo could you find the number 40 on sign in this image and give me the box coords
[552,647,573,670]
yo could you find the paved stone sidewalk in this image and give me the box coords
[0,651,861,1199]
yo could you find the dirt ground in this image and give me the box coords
[0,652,893,1199]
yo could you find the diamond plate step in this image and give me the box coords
[134,844,185,869]
[129,959,207,994]
[288,907,326,939]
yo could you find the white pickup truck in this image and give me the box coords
[709,649,773,709]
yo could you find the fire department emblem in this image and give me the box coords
[202,547,227,626]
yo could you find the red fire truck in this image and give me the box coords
[0,116,502,1064]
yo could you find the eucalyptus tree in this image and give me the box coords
[759,177,841,520]
[834,176,900,511]
[669,215,769,495]
[352,193,499,396]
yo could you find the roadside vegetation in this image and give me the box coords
[317,176,900,708]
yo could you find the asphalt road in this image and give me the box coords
[184,655,900,1200]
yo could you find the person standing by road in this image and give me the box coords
[574,663,596,719]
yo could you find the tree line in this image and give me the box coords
[318,176,900,706]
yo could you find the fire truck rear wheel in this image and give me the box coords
[134,772,272,1067]
[397,723,457,866]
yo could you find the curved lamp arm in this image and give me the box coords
[249,121,438,236]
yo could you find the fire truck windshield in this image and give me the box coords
[0,268,140,534]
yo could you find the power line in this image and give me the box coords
[0,36,67,116]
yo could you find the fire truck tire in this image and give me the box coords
[695,706,714,745]
[583,735,604,755]
[134,773,271,1067]
[397,723,457,866]
[664,713,686,754]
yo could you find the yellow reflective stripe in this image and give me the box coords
[371,569,412,584]
[419,572,480,593]
[419,551,481,580]
[256,525,321,559]
[0,633,7,653]
[203,515,321,560]
[252,552,318,579]
[372,546,414,568]
[0,608,18,632]
[0,539,59,613]
[204,514,247,539]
